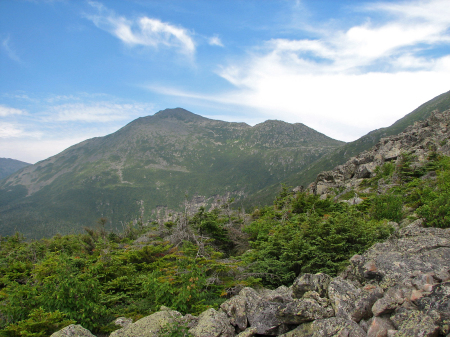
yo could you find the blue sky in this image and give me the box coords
[1,0,450,163]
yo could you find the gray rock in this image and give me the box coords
[236,327,258,337]
[390,309,439,337]
[50,324,96,337]
[327,278,382,323]
[277,298,334,324]
[115,317,133,328]
[416,282,450,335]
[279,317,366,337]
[372,286,412,317]
[346,219,450,290]
[292,273,332,299]
[367,316,395,337]
[110,307,182,337]
[221,287,292,335]
[189,308,235,337]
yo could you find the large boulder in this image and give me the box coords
[346,219,450,289]
[189,308,235,337]
[292,273,332,299]
[50,324,96,337]
[277,296,334,324]
[279,317,366,337]
[328,277,383,322]
[109,306,182,337]
[220,286,292,335]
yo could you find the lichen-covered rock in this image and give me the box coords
[352,285,384,322]
[236,327,258,337]
[115,317,133,328]
[50,324,96,337]
[367,316,396,337]
[416,282,450,335]
[372,286,411,317]
[277,298,334,324]
[390,309,439,337]
[292,273,332,299]
[279,317,366,337]
[188,308,235,337]
[346,219,450,290]
[328,277,362,321]
[110,307,182,337]
[221,286,292,335]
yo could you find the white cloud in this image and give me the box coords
[0,137,91,164]
[86,1,195,56]
[1,36,22,63]
[0,123,23,138]
[49,102,153,123]
[0,123,42,139]
[0,105,25,117]
[151,0,450,141]
[209,36,224,47]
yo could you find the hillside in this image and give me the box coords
[0,158,30,180]
[284,89,450,189]
[1,107,449,337]
[0,108,343,238]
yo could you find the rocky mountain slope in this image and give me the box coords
[0,158,30,180]
[0,108,343,238]
[309,109,450,198]
[53,219,449,337]
[48,107,450,337]
[283,89,450,190]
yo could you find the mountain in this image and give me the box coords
[0,158,30,180]
[283,89,450,190]
[0,108,344,238]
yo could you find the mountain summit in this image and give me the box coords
[0,109,343,238]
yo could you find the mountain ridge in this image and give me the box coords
[0,109,343,238]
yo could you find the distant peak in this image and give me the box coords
[154,108,207,122]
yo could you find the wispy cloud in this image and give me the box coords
[152,0,450,141]
[208,36,224,47]
[0,105,26,117]
[0,122,42,139]
[48,102,153,123]
[1,36,22,63]
[86,1,195,57]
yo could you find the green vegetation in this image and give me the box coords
[1,151,449,336]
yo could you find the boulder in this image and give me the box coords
[221,287,292,335]
[416,282,450,335]
[292,273,332,299]
[367,316,396,337]
[115,317,133,328]
[50,324,96,337]
[277,297,334,324]
[110,307,182,337]
[279,317,366,337]
[390,309,439,337]
[327,277,382,322]
[189,308,235,337]
[346,219,450,290]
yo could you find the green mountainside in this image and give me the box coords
[0,158,30,180]
[256,89,450,198]
[0,108,343,238]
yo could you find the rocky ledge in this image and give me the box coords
[52,218,450,337]
[308,109,450,197]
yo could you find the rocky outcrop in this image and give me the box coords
[50,324,96,337]
[51,218,450,337]
[309,109,450,197]
[109,306,182,337]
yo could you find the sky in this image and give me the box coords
[1,0,450,164]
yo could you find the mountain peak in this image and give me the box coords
[154,108,208,122]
